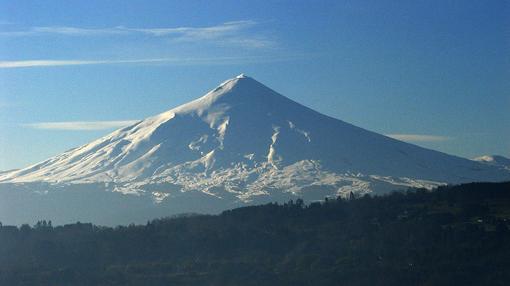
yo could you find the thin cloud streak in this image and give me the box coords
[32,26,128,36]
[23,120,140,131]
[386,134,452,142]
[1,60,113,68]
[0,58,172,68]
[0,20,274,48]
[0,54,304,69]
[127,20,256,37]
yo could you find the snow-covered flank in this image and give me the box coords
[1,74,509,206]
[474,155,510,171]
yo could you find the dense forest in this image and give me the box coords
[1,182,509,286]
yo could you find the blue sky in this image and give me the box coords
[0,0,509,170]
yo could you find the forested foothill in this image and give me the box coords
[1,182,509,286]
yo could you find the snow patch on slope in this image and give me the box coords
[474,155,510,171]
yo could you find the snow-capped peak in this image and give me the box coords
[1,74,509,203]
[1,73,510,225]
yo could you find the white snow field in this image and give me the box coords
[1,74,508,225]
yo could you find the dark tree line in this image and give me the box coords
[0,182,509,286]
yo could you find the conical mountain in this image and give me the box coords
[1,74,508,212]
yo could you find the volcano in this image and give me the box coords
[1,74,508,225]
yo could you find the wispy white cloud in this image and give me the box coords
[31,26,128,36]
[0,54,303,69]
[0,59,113,68]
[0,20,275,48]
[0,58,173,68]
[386,134,452,142]
[23,120,139,131]
[128,20,256,37]
[0,26,126,37]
